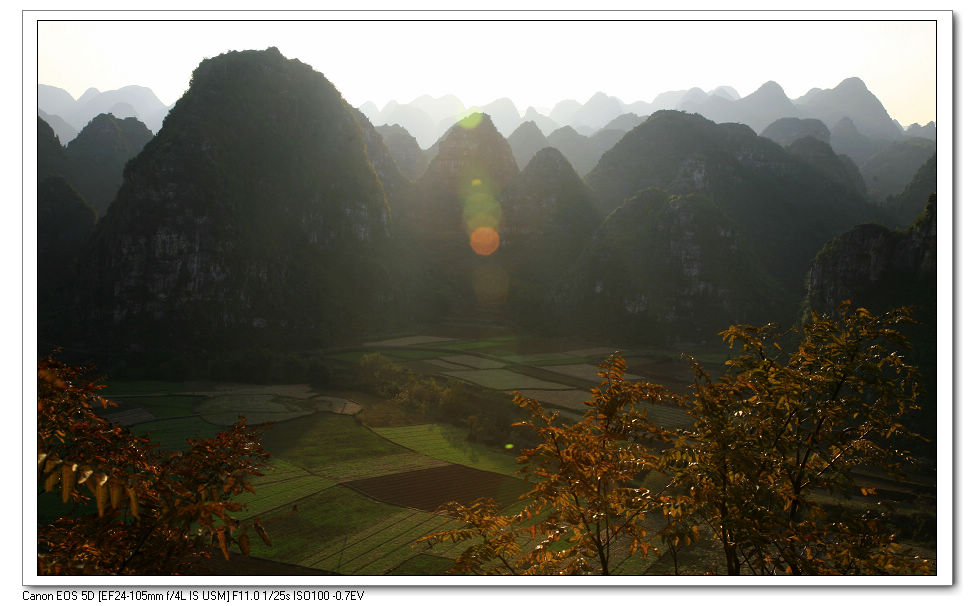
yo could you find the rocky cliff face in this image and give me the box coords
[565,188,781,344]
[375,123,430,179]
[785,136,867,197]
[805,194,936,316]
[496,147,601,326]
[585,110,876,300]
[411,113,518,238]
[75,48,393,350]
[64,113,154,217]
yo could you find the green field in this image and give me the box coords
[245,485,404,568]
[441,368,572,390]
[107,395,205,418]
[235,461,336,518]
[198,394,316,425]
[374,424,520,476]
[130,416,222,451]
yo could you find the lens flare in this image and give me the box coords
[470,226,500,256]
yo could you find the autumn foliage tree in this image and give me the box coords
[37,354,271,575]
[660,304,933,575]
[419,305,934,575]
[416,356,671,574]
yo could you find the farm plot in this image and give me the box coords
[374,424,519,476]
[343,464,528,512]
[236,459,335,518]
[385,554,454,575]
[260,412,447,480]
[364,335,457,347]
[496,352,583,366]
[102,408,156,426]
[423,359,469,371]
[644,404,695,430]
[199,394,317,425]
[104,394,205,417]
[130,417,222,451]
[440,369,572,391]
[244,485,405,568]
[438,354,506,369]
[296,509,457,574]
[540,363,644,383]
[515,389,593,412]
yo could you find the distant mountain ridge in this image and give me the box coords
[358,77,926,156]
[38,83,171,138]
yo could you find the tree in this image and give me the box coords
[419,304,934,575]
[37,354,271,575]
[416,356,671,574]
[660,304,933,574]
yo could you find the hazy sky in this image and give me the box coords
[36,14,939,127]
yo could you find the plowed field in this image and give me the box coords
[343,464,528,512]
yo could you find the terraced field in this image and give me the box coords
[374,424,519,476]
[98,330,716,576]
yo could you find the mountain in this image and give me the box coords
[63,113,154,217]
[350,107,411,216]
[859,137,937,201]
[73,48,394,351]
[37,108,78,143]
[523,107,560,136]
[886,153,937,227]
[709,86,740,101]
[496,147,602,326]
[585,110,876,307]
[564,188,781,344]
[730,81,799,133]
[804,195,936,440]
[38,84,78,117]
[570,92,625,131]
[760,117,831,147]
[785,136,867,198]
[39,84,169,134]
[407,113,519,313]
[507,121,549,170]
[375,123,430,179]
[905,121,937,141]
[546,126,606,177]
[795,77,903,140]
[375,101,439,148]
[600,113,646,133]
[476,98,522,137]
[37,117,68,181]
[549,99,583,125]
[407,94,466,127]
[829,117,887,167]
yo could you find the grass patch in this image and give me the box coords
[515,389,592,412]
[108,395,205,418]
[439,338,514,352]
[297,509,453,574]
[262,412,407,464]
[237,474,335,519]
[441,369,571,391]
[101,380,202,396]
[357,399,435,428]
[374,424,520,476]
[198,394,315,425]
[244,485,404,567]
[385,554,454,575]
[130,417,222,451]
[438,354,506,369]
